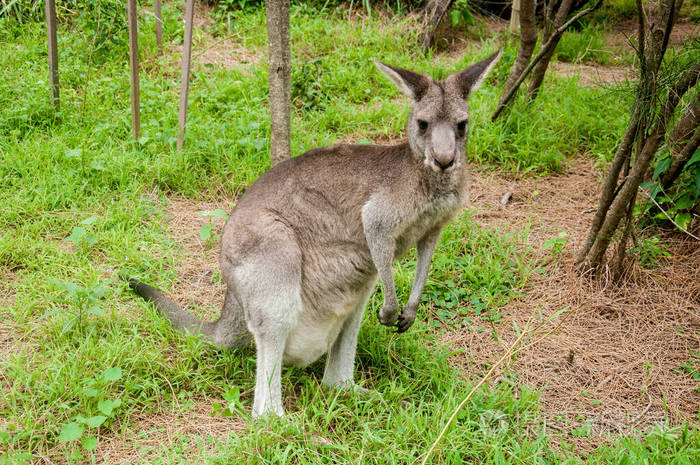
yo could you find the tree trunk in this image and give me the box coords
[660,82,700,188]
[266,0,291,167]
[577,0,699,272]
[527,0,574,100]
[499,0,536,107]
[492,0,602,120]
[421,0,455,52]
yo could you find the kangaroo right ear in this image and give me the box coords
[374,60,431,101]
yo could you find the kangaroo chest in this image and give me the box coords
[394,192,460,258]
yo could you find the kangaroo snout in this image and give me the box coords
[432,153,456,171]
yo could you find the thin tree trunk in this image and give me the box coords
[127,0,140,140]
[45,0,59,108]
[499,0,536,107]
[577,111,640,263]
[266,0,291,167]
[492,0,602,121]
[421,0,455,52]
[660,88,700,188]
[662,126,700,189]
[527,0,574,100]
[177,0,195,150]
[582,54,697,268]
[155,0,163,53]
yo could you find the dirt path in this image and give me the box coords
[451,157,700,450]
[156,154,699,452]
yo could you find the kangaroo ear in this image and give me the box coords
[443,49,502,99]
[374,60,432,101]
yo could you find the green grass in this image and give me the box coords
[556,23,613,65]
[1,3,698,464]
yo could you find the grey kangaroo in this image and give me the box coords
[127,51,501,417]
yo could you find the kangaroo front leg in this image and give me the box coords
[397,227,442,333]
[362,205,400,326]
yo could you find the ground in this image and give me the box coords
[1,2,699,463]
[87,4,700,459]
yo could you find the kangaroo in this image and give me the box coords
[126,51,501,417]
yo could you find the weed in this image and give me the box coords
[543,231,569,259]
[556,23,612,65]
[198,209,229,246]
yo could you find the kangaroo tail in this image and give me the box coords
[125,276,216,336]
[124,275,251,350]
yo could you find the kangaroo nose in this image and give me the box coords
[433,157,455,171]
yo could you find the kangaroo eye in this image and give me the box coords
[417,120,428,132]
[456,120,467,134]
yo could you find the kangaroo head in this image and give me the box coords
[375,51,501,174]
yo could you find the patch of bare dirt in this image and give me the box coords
[162,197,232,322]
[550,61,634,86]
[607,20,699,49]
[91,397,244,464]
[443,157,700,450]
[160,2,261,73]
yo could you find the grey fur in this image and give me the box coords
[127,51,501,418]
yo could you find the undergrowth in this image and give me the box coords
[0,2,697,464]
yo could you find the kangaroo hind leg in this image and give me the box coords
[231,236,302,418]
[322,277,377,391]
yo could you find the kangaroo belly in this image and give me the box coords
[283,314,346,367]
[284,277,376,367]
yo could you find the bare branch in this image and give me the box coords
[492,0,604,120]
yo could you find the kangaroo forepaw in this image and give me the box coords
[377,305,398,326]
[396,307,417,333]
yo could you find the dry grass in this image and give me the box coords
[162,197,232,323]
[89,397,244,464]
[444,158,700,450]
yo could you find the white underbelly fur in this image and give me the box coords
[283,283,373,367]
[283,314,346,367]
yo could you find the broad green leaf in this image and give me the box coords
[652,156,671,181]
[81,216,98,225]
[686,148,700,167]
[82,435,98,451]
[58,422,83,443]
[83,416,106,428]
[675,194,694,210]
[101,367,122,383]
[50,279,80,295]
[200,224,214,241]
[83,387,99,398]
[68,226,86,243]
[87,306,104,317]
[98,398,122,416]
[675,212,691,230]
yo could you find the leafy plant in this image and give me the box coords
[57,366,123,453]
[46,277,112,334]
[65,216,99,250]
[449,0,475,28]
[543,231,569,258]
[198,209,229,245]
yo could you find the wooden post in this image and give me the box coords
[266,0,292,166]
[127,0,140,140]
[45,0,59,108]
[154,0,163,53]
[177,0,195,150]
[510,0,521,33]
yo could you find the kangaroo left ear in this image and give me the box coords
[374,60,432,101]
[443,49,502,99]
